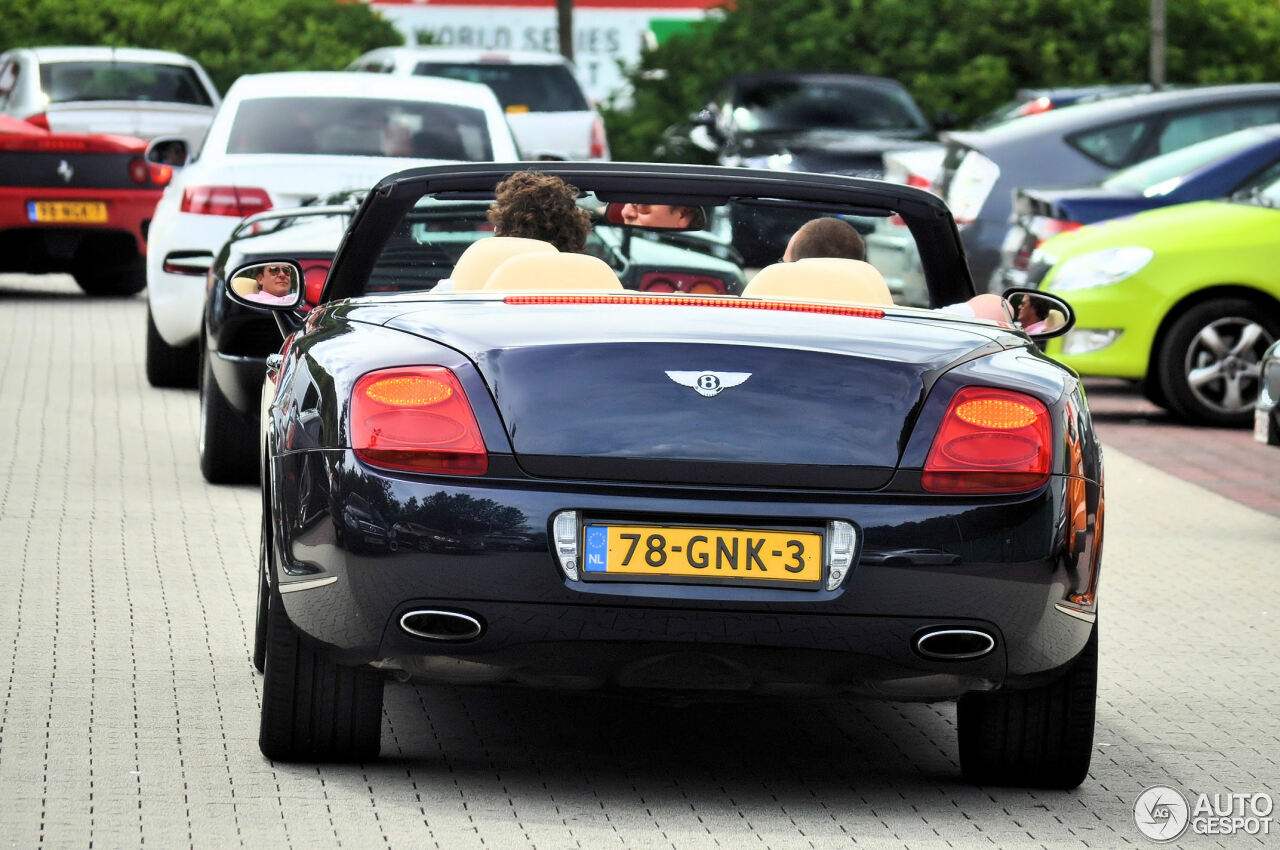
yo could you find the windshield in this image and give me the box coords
[731,78,929,135]
[40,61,213,106]
[226,96,493,159]
[413,62,588,112]
[1103,126,1271,194]
[356,190,944,308]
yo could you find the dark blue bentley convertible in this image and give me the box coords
[233,163,1103,789]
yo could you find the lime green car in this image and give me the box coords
[1031,176,1280,426]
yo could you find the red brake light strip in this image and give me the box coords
[503,294,885,319]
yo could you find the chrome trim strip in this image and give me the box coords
[279,576,337,594]
[1054,602,1097,623]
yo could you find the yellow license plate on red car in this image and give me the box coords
[582,523,822,585]
[28,201,108,223]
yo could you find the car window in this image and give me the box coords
[1102,126,1269,193]
[1069,118,1151,168]
[1156,102,1280,154]
[412,62,588,113]
[39,61,213,107]
[226,96,494,160]
[0,61,17,110]
[729,78,929,135]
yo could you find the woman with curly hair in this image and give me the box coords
[487,170,593,252]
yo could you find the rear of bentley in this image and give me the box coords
[254,164,1103,789]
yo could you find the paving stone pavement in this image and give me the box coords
[0,274,1277,849]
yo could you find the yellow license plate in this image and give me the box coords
[582,523,823,585]
[28,201,108,223]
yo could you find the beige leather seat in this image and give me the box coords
[230,276,259,296]
[449,237,559,291]
[483,252,624,292]
[742,258,895,305]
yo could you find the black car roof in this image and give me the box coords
[321,161,975,306]
[944,82,1280,148]
[722,70,911,92]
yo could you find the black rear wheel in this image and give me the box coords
[145,303,199,388]
[199,353,258,483]
[258,580,384,762]
[957,624,1097,789]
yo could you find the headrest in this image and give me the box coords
[741,258,895,305]
[450,237,559,291]
[230,276,260,296]
[484,252,624,292]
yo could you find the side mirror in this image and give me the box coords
[145,136,188,167]
[226,260,304,310]
[1002,288,1074,339]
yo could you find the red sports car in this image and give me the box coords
[0,115,173,294]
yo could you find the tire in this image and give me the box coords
[957,624,1097,789]
[145,304,199,388]
[1156,298,1280,427]
[199,353,258,484]
[74,258,146,297]
[258,580,384,762]
[253,520,270,674]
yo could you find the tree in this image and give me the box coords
[603,0,1280,162]
[0,0,403,94]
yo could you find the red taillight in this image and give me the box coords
[148,162,173,186]
[589,116,609,159]
[906,173,932,191]
[922,387,1051,494]
[1016,96,1053,118]
[302,259,331,306]
[128,157,149,185]
[1012,218,1083,270]
[181,185,272,217]
[25,113,50,130]
[351,367,488,476]
[637,271,727,295]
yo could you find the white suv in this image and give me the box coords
[348,47,609,162]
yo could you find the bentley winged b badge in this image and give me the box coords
[665,370,752,398]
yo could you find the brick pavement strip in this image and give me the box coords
[1,275,1277,849]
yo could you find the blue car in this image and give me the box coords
[999,123,1280,285]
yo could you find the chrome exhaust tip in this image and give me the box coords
[914,628,996,660]
[400,609,484,642]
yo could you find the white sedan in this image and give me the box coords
[144,70,518,387]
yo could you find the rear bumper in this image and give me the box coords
[269,449,1101,697]
[0,185,158,263]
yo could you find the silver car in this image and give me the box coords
[0,45,219,152]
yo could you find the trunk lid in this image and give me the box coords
[378,300,1001,488]
[43,101,214,149]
